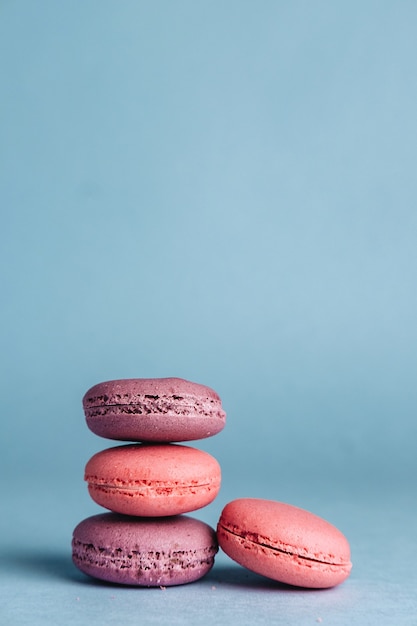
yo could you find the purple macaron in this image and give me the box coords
[82,377,226,442]
[72,513,218,586]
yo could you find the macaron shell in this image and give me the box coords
[72,513,218,586]
[85,443,221,516]
[83,377,226,442]
[217,499,352,588]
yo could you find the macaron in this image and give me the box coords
[85,443,221,516]
[217,498,352,588]
[72,513,218,586]
[82,377,226,442]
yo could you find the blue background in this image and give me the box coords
[1,2,416,624]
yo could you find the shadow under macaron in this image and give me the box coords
[205,563,332,593]
[3,548,84,584]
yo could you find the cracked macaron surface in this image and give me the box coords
[217,498,352,588]
[83,377,226,442]
[85,443,221,516]
[72,513,218,586]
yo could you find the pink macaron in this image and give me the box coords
[217,498,352,588]
[72,513,218,586]
[85,443,221,517]
[82,377,226,442]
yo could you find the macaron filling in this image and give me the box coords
[72,538,218,582]
[218,522,351,570]
[86,478,216,494]
[84,393,225,419]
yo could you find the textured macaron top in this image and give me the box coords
[83,377,226,442]
[73,513,218,554]
[218,498,352,569]
[85,443,221,487]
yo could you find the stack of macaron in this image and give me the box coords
[72,377,226,587]
[72,377,353,590]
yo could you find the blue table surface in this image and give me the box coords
[2,476,416,626]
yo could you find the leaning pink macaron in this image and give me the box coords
[85,443,221,517]
[217,498,352,589]
[83,377,226,442]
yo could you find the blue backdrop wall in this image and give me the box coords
[1,1,416,496]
